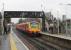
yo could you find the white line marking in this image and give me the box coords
[11,27,29,50]
[13,33,29,50]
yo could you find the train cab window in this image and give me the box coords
[30,22,39,28]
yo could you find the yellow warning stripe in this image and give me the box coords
[9,34,17,50]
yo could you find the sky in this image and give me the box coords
[0,0,71,23]
[11,18,20,23]
[11,18,26,23]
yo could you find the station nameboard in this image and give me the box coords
[4,11,44,18]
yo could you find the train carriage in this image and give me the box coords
[16,18,41,37]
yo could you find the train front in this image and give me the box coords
[28,21,41,37]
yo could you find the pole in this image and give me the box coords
[57,10,59,34]
[64,5,67,36]
[2,3,4,36]
[1,3,4,47]
[66,17,67,35]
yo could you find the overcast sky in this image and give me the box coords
[0,0,71,19]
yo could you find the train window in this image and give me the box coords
[30,22,39,28]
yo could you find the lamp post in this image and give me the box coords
[1,3,4,36]
[1,3,5,46]
[57,10,60,34]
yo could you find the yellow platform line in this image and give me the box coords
[9,34,17,50]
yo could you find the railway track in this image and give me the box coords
[15,31,52,50]
[12,27,70,50]
[35,37,66,50]
[13,29,37,50]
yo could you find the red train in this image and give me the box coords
[16,18,42,37]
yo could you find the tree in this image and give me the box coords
[19,18,23,23]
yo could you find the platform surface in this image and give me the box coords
[0,36,1,45]
[10,32,29,50]
[1,34,10,50]
[41,32,71,40]
[10,26,29,50]
[1,26,29,50]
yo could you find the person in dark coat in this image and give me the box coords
[49,24,54,34]
[3,20,7,34]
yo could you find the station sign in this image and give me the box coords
[4,11,44,18]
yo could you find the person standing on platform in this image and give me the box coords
[3,20,8,34]
[49,23,54,34]
[7,23,11,33]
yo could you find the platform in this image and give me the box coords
[1,31,29,50]
[1,34,10,50]
[41,32,71,41]
[10,31,29,50]
[0,36,1,45]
